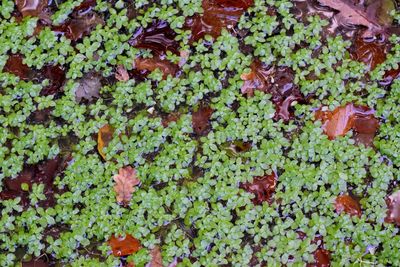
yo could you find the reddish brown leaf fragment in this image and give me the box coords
[113,166,140,204]
[185,0,254,42]
[240,172,277,205]
[334,195,362,217]
[307,249,331,267]
[74,0,97,12]
[97,124,114,160]
[134,57,178,79]
[108,234,141,256]
[385,190,400,226]
[192,106,213,135]
[146,246,163,267]
[115,65,129,81]
[16,0,47,17]
[4,54,32,80]
[129,20,179,55]
[240,60,303,121]
[350,35,387,71]
[315,103,379,146]
[40,65,66,96]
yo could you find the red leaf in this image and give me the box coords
[129,20,179,56]
[108,234,141,257]
[192,105,213,135]
[16,0,48,18]
[113,166,140,204]
[334,195,362,217]
[40,65,66,96]
[240,172,277,205]
[380,67,400,86]
[315,103,379,146]
[134,57,178,79]
[241,60,303,121]
[350,35,387,71]
[4,54,32,80]
[53,12,103,41]
[385,190,400,226]
[185,0,254,42]
[307,249,331,267]
[74,0,97,12]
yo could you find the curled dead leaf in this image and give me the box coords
[108,234,141,256]
[146,246,162,267]
[113,166,140,205]
[334,195,362,217]
[97,124,114,160]
[134,57,178,79]
[385,190,400,226]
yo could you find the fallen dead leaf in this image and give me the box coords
[115,65,129,81]
[113,166,140,205]
[75,73,102,102]
[97,124,114,160]
[108,234,141,256]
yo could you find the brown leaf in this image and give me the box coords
[115,65,130,81]
[385,190,400,226]
[108,234,141,256]
[75,73,102,102]
[317,0,392,37]
[185,0,254,42]
[334,195,362,217]
[315,103,379,146]
[146,246,163,267]
[113,166,140,204]
[192,105,213,135]
[134,57,178,79]
[97,124,114,160]
[350,34,387,71]
[16,0,48,18]
[4,54,32,80]
[240,172,277,205]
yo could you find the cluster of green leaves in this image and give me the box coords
[1,0,400,266]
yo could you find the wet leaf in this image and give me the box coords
[241,60,303,121]
[115,65,129,81]
[221,141,252,157]
[315,103,379,146]
[74,0,97,12]
[40,65,66,96]
[4,54,32,80]
[53,12,103,41]
[97,124,114,160]
[75,73,102,102]
[185,0,254,42]
[308,249,330,267]
[113,166,140,205]
[240,172,277,205]
[317,0,394,37]
[108,234,141,256]
[385,190,400,226]
[129,20,179,55]
[134,57,178,79]
[192,105,213,135]
[16,0,48,18]
[350,35,387,70]
[334,195,362,217]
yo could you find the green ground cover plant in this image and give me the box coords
[1,0,400,266]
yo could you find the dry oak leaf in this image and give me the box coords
[97,124,114,160]
[115,65,129,81]
[113,166,140,204]
[108,234,141,256]
[75,73,102,102]
[146,246,178,267]
[146,246,162,267]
